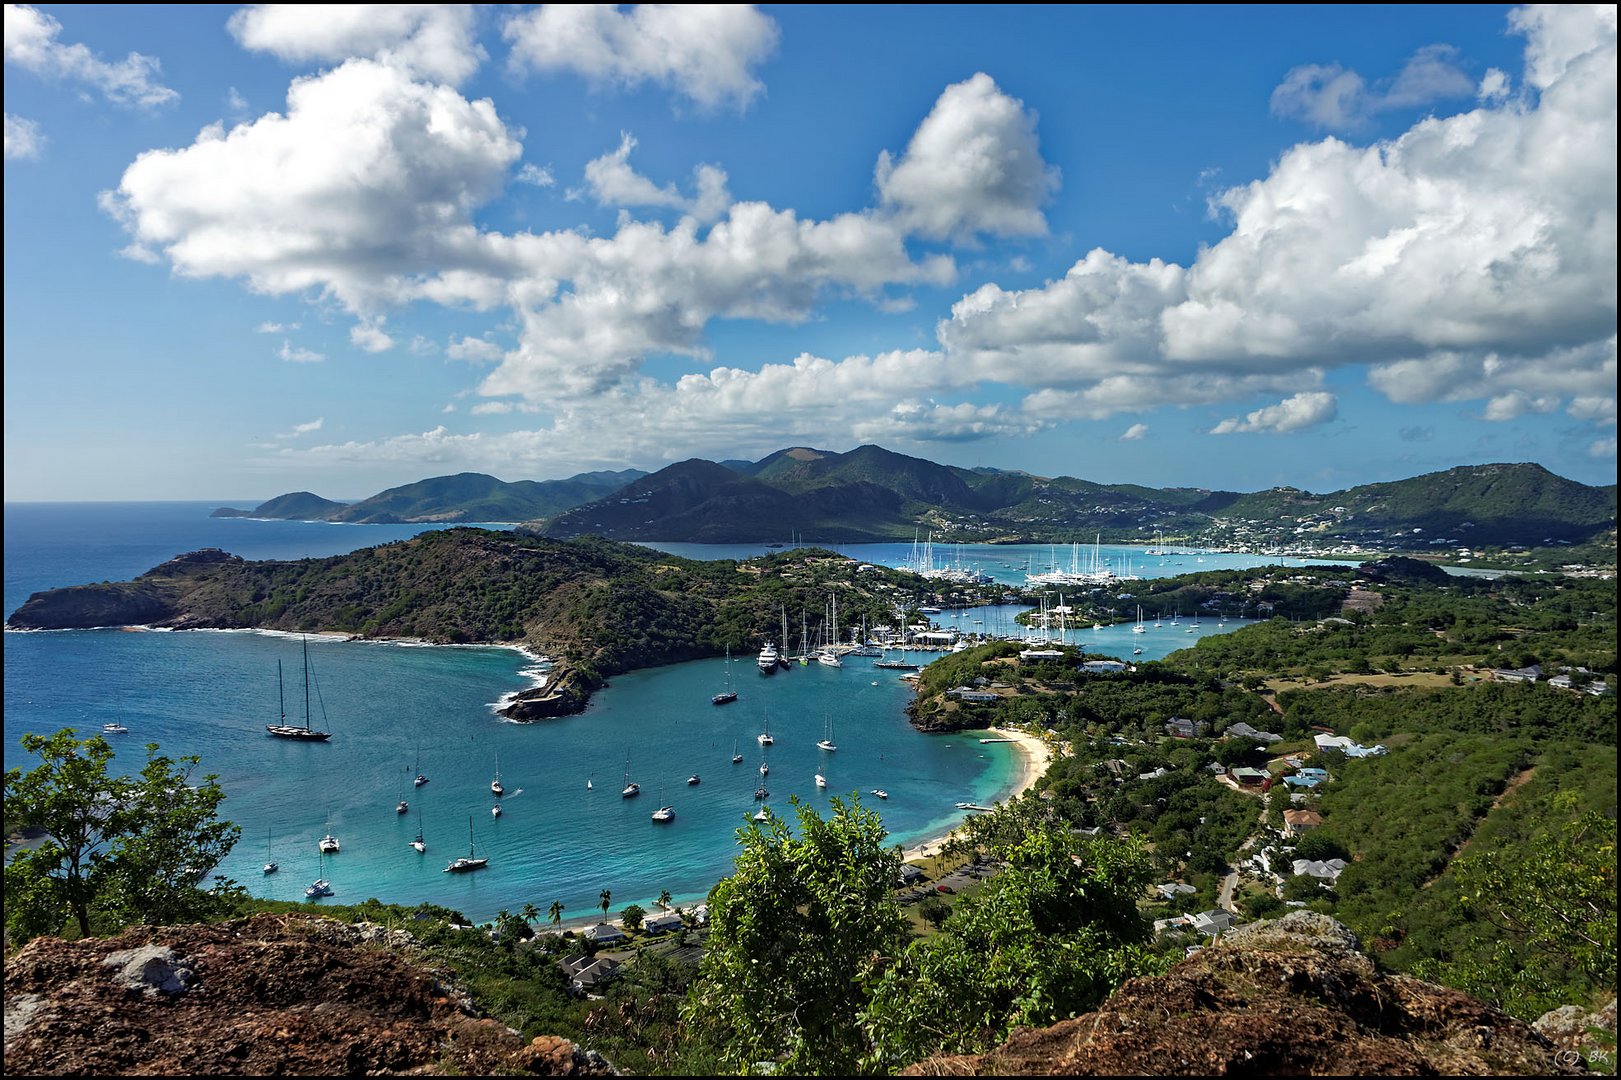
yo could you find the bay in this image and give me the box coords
[3,503,1347,925]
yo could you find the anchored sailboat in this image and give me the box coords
[817,714,837,752]
[305,851,333,898]
[713,646,738,705]
[266,637,332,741]
[443,816,488,873]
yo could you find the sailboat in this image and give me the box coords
[267,638,333,741]
[305,852,333,898]
[817,714,837,752]
[712,646,738,705]
[413,745,428,787]
[263,828,278,875]
[731,738,744,764]
[396,767,409,815]
[759,759,770,776]
[490,752,504,797]
[753,805,772,821]
[587,772,594,790]
[491,801,503,818]
[621,758,641,798]
[443,816,488,873]
[318,812,339,854]
[1132,606,1147,634]
[410,809,426,853]
[817,595,842,666]
[651,793,675,823]
[757,712,774,746]
[814,772,828,789]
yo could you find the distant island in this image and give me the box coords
[214,445,1617,553]
[210,468,646,525]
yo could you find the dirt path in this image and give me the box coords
[1421,765,1536,888]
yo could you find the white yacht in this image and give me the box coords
[757,641,780,673]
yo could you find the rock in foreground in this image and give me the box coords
[3,913,613,1076]
[903,912,1583,1076]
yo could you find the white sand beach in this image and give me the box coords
[899,726,1053,862]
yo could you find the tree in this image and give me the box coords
[684,796,907,1075]
[1427,807,1617,1016]
[599,888,612,921]
[3,729,241,940]
[521,901,540,929]
[864,821,1160,1069]
[548,899,565,928]
[658,888,673,911]
[621,903,646,932]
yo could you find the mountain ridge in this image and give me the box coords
[210,468,647,525]
[205,448,1615,549]
[537,449,1616,549]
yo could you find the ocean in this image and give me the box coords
[3,503,1347,925]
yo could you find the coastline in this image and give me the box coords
[898,726,1051,862]
[535,727,1053,935]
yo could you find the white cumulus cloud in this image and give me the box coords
[102,59,523,315]
[876,73,1058,241]
[1271,44,1476,132]
[936,5,1615,432]
[227,4,485,84]
[1119,423,1148,441]
[577,132,731,222]
[503,4,779,111]
[1211,392,1339,435]
[279,340,325,363]
[4,112,43,159]
[516,163,554,187]
[4,3,178,108]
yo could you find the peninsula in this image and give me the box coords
[4,533,978,720]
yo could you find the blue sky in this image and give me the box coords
[4,4,1615,501]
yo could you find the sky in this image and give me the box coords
[3,4,1615,502]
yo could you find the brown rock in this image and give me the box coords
[3,913,611,1076]
[902,912,1583,1077]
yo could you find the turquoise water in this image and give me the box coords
[3,503,1312,924]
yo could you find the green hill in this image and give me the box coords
[211,491,347,521]
[209,469,646,525]
[5,531,944,716]
[534,450,1614,551]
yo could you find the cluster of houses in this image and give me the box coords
[1153,907,1238,941]
[1489,663,1613,696]
[554,905,705,996]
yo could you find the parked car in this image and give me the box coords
[935,884,954,894]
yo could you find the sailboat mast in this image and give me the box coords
[302,636,311,731]
[278,659,285,724]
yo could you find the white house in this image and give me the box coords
[582,922,626,945]
[642,911,684,935]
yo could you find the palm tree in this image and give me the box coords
[658,888,672,911]
[521,901,539,928]
[548,900,564,928]
[599,888,611,921]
